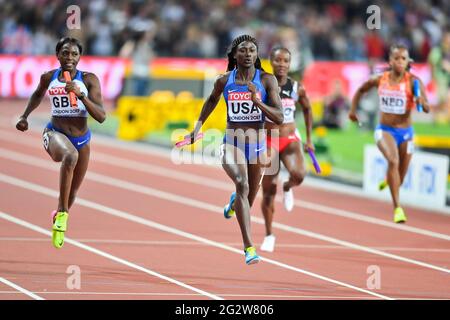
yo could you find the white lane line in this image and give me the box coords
[0,290,384,299]
[0,174,392,300]
[1,290,446,299]
[0,276,44,300]
[0,150,449,274]
[0,132,448,240]
[0,211,223,300]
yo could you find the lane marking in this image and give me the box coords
[0,276,44,300]
[0,211,223,300]
[0,151,449,275]
[0,131,449,240]
[0,175,392,300]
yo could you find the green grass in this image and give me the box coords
[297,121,450,174]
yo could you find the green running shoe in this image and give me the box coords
[394,207,407,223]
[52,211,69,249]
[379,180,388,191]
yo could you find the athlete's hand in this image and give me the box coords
[247,82,261,104]
[304,140,315,153]
[65,81,82,97]
[182,131,197,145]
[16,115,28,132]
[348,111,359,123]
[414,95,426,107]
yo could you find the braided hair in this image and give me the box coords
[226,35,264,71]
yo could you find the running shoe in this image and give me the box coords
[393,207,407,223]
[378,180,388,191]
[283,188,294,212]
[260,234,276,252]
[223,192,236,219]
[52,211,69,249]
[245,246,260,265]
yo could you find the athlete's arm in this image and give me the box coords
[66,72,106,123]
[349,75,381,123]
[16,71,53,132]
[297,83,314,152]
[251,73,283,124]
[410,74,431,113]
[189,74,227,142]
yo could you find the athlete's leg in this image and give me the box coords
[43,129,78,213]
[376,132,400,209]
[68,144,90,209]
[398,140,413,185]
[261,147,279,236]
[280,140,306,192]
[247,149,267,207]
[221,144,253,249]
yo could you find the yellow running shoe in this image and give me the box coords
[379,180,388,191]
[52,211,69,249]
[394,207,407,223]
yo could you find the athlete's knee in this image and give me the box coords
[387,156,399,169]
[62,151,78,169]
[290,169,306,185]
[235,175,249,196]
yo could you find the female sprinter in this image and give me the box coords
[185,35,283,264]
[349,44,430,223]
[16,37,105,248]
[260,47,314,252]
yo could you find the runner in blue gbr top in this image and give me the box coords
[16,37,106,249]
[186,35,283,265]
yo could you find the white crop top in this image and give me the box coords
[47,69,88,117]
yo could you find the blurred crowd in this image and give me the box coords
[1,0,449,69]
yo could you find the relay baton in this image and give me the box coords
[63,71,78,108]
[308,149,321,174]
[175,132,204,148]
[413,79,422,112]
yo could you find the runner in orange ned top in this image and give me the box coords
[349,44,430,223]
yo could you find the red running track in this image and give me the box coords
[0,101,449,300]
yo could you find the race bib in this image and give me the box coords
[282,98,296,123]
[227,92,262,122]
[379,88,407,114]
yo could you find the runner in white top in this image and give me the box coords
[16,37,105,249]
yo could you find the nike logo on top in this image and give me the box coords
[282,90,290,96]
[77,139,88,146]
[228,89,238,93]
[255,147,265,152]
